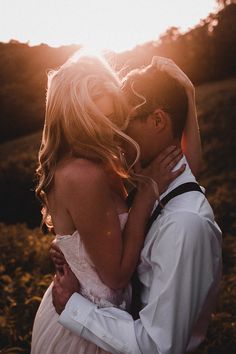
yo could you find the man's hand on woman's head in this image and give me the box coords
[52,264,80,314]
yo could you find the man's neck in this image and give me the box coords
[160,155,197,199]
[142,139,181,169]
[148,138,181,167]
[162,138,181,151]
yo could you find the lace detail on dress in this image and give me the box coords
[55,213,131,310]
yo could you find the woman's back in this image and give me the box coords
[47,158,131,308]
[55,214,131,309]
[31,158,131,353]
[47,157,128,236]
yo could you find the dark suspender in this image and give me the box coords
[145,182,204,234]
[128,182,204,319]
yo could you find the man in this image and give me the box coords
[51,58,222,354]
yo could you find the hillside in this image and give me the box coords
[0,132,42,227]
[0,131,41,158]
[197,77,236,236]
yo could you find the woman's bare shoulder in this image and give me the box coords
[54,158,113,214]
[55,158,107,190]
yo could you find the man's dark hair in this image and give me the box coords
[122,65,188,138]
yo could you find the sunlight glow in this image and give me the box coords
[0,0,217,52]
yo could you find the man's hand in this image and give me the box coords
[50,239,67,272]
[52,264,80,314]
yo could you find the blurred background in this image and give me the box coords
[0,0,235,352]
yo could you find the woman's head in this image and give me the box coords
[36,51,140,222]
[44,52,131,159]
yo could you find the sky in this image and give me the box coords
[0,0,218,52]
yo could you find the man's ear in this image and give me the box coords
[150,108,168,132]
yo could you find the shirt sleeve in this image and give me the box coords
[59,211,219,354]
[138,211,218,353]
[59,293,142,354]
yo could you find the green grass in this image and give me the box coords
[0,224,54,353]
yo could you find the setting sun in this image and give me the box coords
[0,0,217,52]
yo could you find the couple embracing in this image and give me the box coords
[31,52,222,354]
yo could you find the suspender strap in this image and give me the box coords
[130,182,204,320]
[145,182,204,234]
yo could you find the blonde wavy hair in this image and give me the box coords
[36,51,140,226]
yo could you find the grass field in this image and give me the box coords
[0,77,236,353]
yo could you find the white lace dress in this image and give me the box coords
[31,213,131,354]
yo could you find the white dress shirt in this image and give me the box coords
[59,157,222,354]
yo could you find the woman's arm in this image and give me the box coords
[63,149,184,290]
[181,87,202,177]
[64,161,151,290]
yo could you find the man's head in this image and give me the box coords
[122,65,188,167]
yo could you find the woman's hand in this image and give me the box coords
[151,56,194,94]
[135,145,186,195]
[52,264,80,314]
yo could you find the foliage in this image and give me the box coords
[0,231,235,353]
[0,223,54,353]
[197,77,236,236]
[194,78,236,354]
[194,236,236,354]
[0,132,42,226]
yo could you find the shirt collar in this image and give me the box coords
[158,156,197,201]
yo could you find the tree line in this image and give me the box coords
[0,2,235,143]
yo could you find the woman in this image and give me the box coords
[31,52,200,353]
